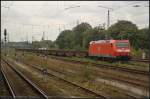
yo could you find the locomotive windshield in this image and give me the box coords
[116,42,129,48]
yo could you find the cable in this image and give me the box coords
[2,1,14,30]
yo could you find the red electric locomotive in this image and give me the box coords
[89,40,131,60]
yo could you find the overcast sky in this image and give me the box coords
[1,1,149,42]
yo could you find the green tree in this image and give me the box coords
[107,20,138,48]
[83,26,106,49]
[41,40,55,48]
[32,40,55,49]
[32,41,41,48]
[72,22,92,49]
[56,30,74,49]
[137,27,149,50]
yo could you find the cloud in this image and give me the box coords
[1,1,149,42]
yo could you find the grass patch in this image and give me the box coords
[7,51,148,98]
[62,56,149,71]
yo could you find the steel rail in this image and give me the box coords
[19,59,149,93]
[1,65,16,98]
[30,64,107,98]
[24,60,148,89]
[28,63,139,99]
[2,59,49,99]
[16,49,149,75]
[8,58,140,99]
[50,56,149,76]
[130,59,149,63]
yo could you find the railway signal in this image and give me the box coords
[4,29,7,56]
[4,29,7,42]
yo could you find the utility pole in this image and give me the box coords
[32,36,34,43]
[98,5,113,29]
[47,25,50,40]
[32,25,34,34]
[42,32,45,41]
[26,34,28,44]
[77,20,79,25]
[97,5,114,40]
[63,24,65,30]
[107,10,110,29]
[59,25,61,33]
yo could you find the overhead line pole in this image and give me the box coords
[98,5,114,29]
[107,10,110,29]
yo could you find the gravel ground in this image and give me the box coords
[7,52,149,98]
[9,57,139,98]
[25,54,149,86]
[8,58,98,98]
[1,61,39,97]
[0,77,10,96]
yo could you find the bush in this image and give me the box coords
[131,48,145,59]
[83,63,93,81]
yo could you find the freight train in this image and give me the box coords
[16,40,131,60]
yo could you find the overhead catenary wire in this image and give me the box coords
[1,1,148,42]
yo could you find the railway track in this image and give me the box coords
[29,64,107,98]
[1,66,15,98]
[28,63,146,98]
[23,61,148,98]
[17,52,149,87]
[16,49,149,75]
[4,58,109,98]
[3,57,147,98]
[13,57,139,98]
[16,48,149,63]
[14,52,149,88]
[0,72,11,96]
[11,54,149,91]
[49,56,149,76]
[130,59,149,63]
[22,59,148,89]
[97,58,149,63]
[1,59,49,99]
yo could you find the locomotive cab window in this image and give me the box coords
[116,42,129,48]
